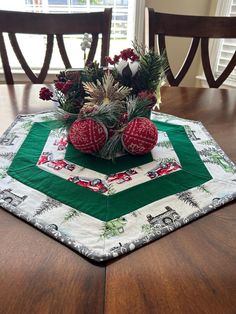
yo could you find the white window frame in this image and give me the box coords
[134,0,145,44]
[210,0,233,81]
[197,0,235,87]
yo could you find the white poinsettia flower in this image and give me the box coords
[117,59,127,75]
[129,61,139,76]
[117,59,139,77]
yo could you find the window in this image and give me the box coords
[213,0,236,86]
[0,0,145,80]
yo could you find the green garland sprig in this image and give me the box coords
[99,132,124,160]
[79,102,125,128]
[127,97,152,121]
[138,51,167,92]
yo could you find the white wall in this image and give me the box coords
[145,0,213,86]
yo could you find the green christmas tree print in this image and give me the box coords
[177,191,199,208]
[0,166,8,179]
[200,148,235,173]
[34,197,61,216]
[141,223,153,235]
[197,184,212,195]
[22,121,34,131]
[63,209,81,222]
[200,139,214,146]
[0,152,15,160]
[156,140,173,149]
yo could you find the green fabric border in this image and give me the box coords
[8,120,212,221]
[65,145,153,175]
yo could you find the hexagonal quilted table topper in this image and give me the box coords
[0,111,236,261]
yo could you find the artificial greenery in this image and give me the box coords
[80,102,125,128]
[80,61,104,84]
[39,42,167,160]
[99,132,124,160]
[127,97,152,121]
[137,50,167,92]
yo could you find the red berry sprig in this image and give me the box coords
[105,48,139,65]
[39,87,53,101]
[55,80,73,95]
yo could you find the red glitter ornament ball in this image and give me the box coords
[69,118,108,153]
[122,117,158,155]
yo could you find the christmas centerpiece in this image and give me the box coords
[39,41,166,159]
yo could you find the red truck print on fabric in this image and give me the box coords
[38,152,53,165]
[47,160,75,171]
[147,162,181,179]
[107,169,137,184]
[54,134,68,151]
[68,176,108,194]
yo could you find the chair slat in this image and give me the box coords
[159,35,200,86]
[174,38,200,86]
[201,38,218,88]
[158,34,175,85]
[0,33,14,84]
[56,34,72,69]
[37,35,54,83]
[0,9,112,84]
[86,34,98,66]
[215,51,236,87]
[147,8,236,87]
[8,33,54,83]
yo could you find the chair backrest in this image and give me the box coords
[0,9,112,84]
[146,8,236,87]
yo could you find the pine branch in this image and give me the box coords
[132,40,146,56]
[99,131,124,160]
[80,61,105,84]
[81,102,125,128]
[55,89,84,114]
[127,97,152,121]
[137,50,168,92]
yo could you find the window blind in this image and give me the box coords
[215,0,236,82]
[24,0,133,42]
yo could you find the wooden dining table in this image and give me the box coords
[0,84,235,314]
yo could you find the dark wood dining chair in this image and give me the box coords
[146,8,236,87]
[0,9,112,84]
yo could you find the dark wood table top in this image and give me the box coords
[0,84,236,314]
